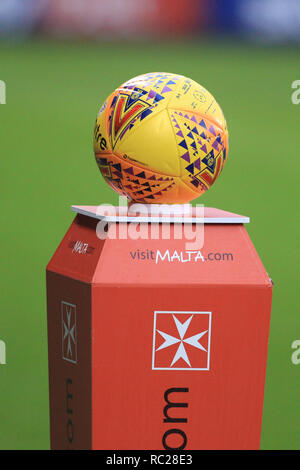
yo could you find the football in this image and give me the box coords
[93,72,228,204]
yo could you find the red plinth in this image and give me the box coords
[46,207,272,450]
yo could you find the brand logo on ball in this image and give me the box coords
[152,311,211,370]
[62,301,77,364]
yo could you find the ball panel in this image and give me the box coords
[107,89,163,153]
[120,72,182,102]
[116,107,180,177]
[158,177,205,204]
[168,107,228,194]
[95,151,178,203]
[167,76,227,130]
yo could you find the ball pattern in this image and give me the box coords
[94,72,228,204]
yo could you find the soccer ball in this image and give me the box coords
[93,72,228,204]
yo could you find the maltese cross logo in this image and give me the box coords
[62,301,77,364]
[152,311,211,371]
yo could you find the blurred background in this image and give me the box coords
[0,0,299,449]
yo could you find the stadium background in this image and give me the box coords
[0,0,299,449]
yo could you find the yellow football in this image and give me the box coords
[94,72,228,204]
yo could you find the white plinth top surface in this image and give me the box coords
[71,204,250,224]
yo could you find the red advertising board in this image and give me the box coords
[41,0,203,38]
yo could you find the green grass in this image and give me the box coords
[0,39,299,449]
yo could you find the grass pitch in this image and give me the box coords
[0,39,299,449]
